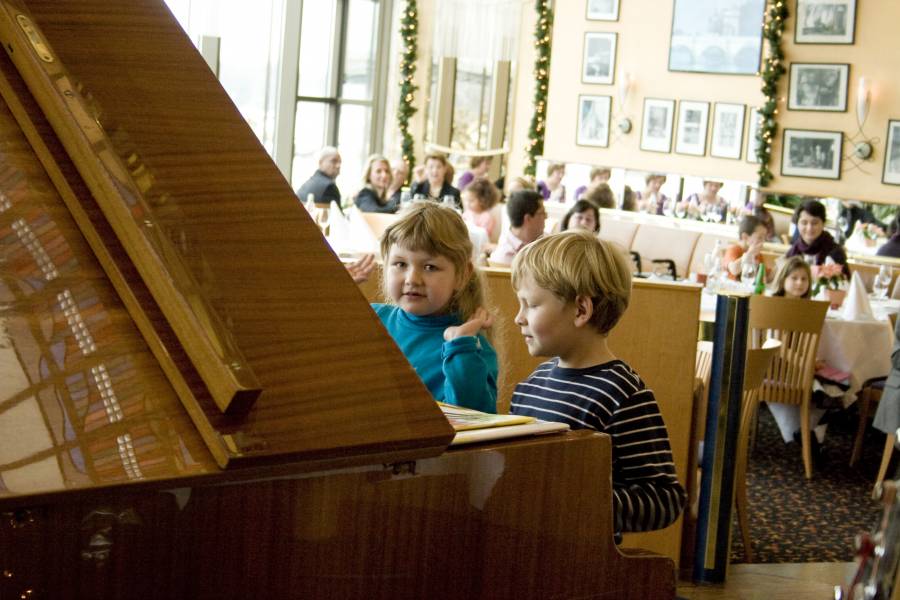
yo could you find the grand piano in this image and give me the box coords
[0,1,676,597]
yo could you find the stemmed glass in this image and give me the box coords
[740,258,757,288]
[873,265,893,300]
[674,202,687,219]
[662,198,675,218]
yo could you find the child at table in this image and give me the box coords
[772,256,812,299]
[723,215,767,281]
[373,201,498,413]
[461,176,500,242]
[509,231,686,533]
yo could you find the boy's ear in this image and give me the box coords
[573,295,594,327]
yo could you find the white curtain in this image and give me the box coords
[432,0,525,67]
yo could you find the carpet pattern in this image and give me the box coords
[730,404,887,563]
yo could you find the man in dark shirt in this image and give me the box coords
[296,146,342,205]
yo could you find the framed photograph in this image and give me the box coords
[710,103,746,159]
[640,98,675,153]
[883,120,900,185]
[781,129,842,179]
[674,101,710,156]
[746,108,761,163]
[587,0,619,20]
[668,0,766,75]
[795,0,856,44]
[576,95,612,147]
[582,33,617,84]
[788,63,849,111]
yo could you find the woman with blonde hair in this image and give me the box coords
[355,154,399,213]
[410,153,462,210]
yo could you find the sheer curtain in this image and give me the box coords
[432,0,524,64]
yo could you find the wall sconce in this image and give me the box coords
[616,72,634,134]
[853,76,874,160]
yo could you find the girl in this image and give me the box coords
[354,154,399,214]
[561,199,600,233]
[772,256,812,299]
[373,202,498,413]
[410,153,462,210]
[462,177,500,240]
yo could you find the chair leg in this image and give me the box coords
[801,401,813,479]
[875,433,896,495]
[851,390,873,467]
[734,393,756,563]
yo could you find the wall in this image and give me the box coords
[505,6,538,185]
[539,0,900,205]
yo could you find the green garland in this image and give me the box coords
[756,0,788,187]
[525,0,552,177]
[397,0,418,182]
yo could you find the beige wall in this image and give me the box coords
[537,0,900,204]
[506,7,538,185]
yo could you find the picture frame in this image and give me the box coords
[883,120,900,186]
[710,103,746,159]
[586,0,619,21]
[582,32,617,84]
[795,0,856,44]
[788,63,849,112]
[781,129,842,179]
[576,95,612,148]
[668,0,766,75]
[746,108,761,164]
[674,101,710,156]
[640,98,675,153]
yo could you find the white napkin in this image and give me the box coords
[841,271,875,321]
[346,208,381,254]
[326,201,352,252]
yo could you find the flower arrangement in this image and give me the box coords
[811,262,847,295]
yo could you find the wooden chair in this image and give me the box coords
[748,295,829,479]
[734,340,782,563]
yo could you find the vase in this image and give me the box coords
[825,288,846,309]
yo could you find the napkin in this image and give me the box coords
[841,271,875,321]
[326,201,352,252]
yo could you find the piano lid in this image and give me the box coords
[0,0,452,482]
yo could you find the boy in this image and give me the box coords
[509,231,686,534]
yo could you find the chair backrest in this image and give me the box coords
[689,233,732,276]
[892,276,900,300]
[748,295,829,406]
[630,224,700,281]
[599,217,640,250]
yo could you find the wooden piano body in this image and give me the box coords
[0,1,675,597]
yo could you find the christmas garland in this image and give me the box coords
[756,0,788,187]
[397,0,419,182]
[525,0,552,177]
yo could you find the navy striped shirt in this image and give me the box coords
[510,358,686,533]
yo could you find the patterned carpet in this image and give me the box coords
[730,404,887,563]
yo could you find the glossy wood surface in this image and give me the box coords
[0,0,453,468]
[0,431,676,600]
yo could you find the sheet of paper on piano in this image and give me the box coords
[438,402,570,445]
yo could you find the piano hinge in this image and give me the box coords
[385,460,417,476]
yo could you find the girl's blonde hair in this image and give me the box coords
[773,256,812,299]
[380,202,486,321]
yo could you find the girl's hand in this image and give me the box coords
[347,254,375,283]
[444,307,494,341]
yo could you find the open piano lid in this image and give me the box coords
[0,0,452,489]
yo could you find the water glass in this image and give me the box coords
[741,260,757,287]
[874,265,893,299]
[674,202,687,219]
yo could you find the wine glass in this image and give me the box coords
[674,201,687,219]
[874,265,893,299]
[662,198,675,218]
[740,258,757,288]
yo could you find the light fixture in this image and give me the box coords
[616,72,634,134]
[851,76,875,161]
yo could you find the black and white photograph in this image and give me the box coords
[883,120,900,185]
[640,98,675,153]
[746,107,761,163]
[576,95,612,147]
[668,0,766,75]
[582,32,617,84]
[781,129,842,179]
[710,103,745,159]
[788,63,849,111]
[587,0,619,21]
[795,0,856,44]
[674,100,709,156]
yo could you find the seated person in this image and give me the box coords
[354,154,400,214]
[685,180,729,223]
[877,213,900,259]
[785,199,850,278]
[489,190,546,266]
[462,177,501,241]
[635,173,669,215]
[457,155,493,191]
[771,256,812,299]
[723,215,767,280]
[508,175,536,194]
[296,146,342,205]
[537,162,566,203]
[839,200,887,240]
[410,153,462,210]
[373,202,497,413]
[509,232,687,533]
[582,182,616,209]
[574,166,612,201]
[744,189,776,241]
[561,199,600,233]
[620,185,637,212]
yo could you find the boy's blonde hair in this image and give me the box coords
[511,231,632,335]
[380,202,486,321]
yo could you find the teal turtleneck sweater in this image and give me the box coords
[372,304,497,414]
